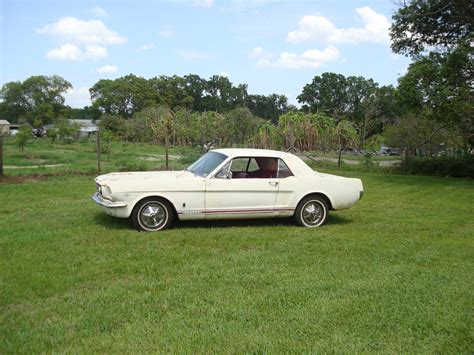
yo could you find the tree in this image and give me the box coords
[98,114,127,139]
[16,126,32,153]
[225,107,258,144]
[385,115,449,171]
[397,46,473,152]
[390,0,473,56]
[297,73,382,147]
[139,106,175,169]
[201,75,248,112]
[0,75,72,125]
[90,74,156,117]
[345,76,378,146]
[333,120,358,168]
[150,75,193,110]
[390,0,474,154]
[252,120,283,149]
[194,111,228,146]
[245,93,292,123]
[297,73,349,118]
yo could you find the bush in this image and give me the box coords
[402,156,474,178]
[15,126,32,152]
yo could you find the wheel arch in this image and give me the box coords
[297,192,334,211]
[131,194,179,219]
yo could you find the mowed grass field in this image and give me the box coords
[0,169,473,352]
[2,138,191,176]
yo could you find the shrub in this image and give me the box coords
[401,156,474,178]
[15,126,32,153]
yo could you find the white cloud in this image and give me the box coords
[248,46,265,58]
[194,0,214,7]
[46,44,107,60]
[37,17,126,45]
[84,45,108,59]
[159,29,175,38]
[90,6,107,17]
[219,71,229,77]
[287,7,390,44]
[137,43,155,51]
[177,50,211,60]
[46,44,82,60]
[97,65,117,74]
[254,45,340,69]
[64,87,91,108]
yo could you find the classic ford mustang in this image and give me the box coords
[92,148,363,231]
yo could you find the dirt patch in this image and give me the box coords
[298,155,401,167]
[139,154,181,161]
[4,164,67,169]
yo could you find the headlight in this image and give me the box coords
[101,185,113,200]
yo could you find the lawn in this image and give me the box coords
[2,138,192,176]
[0,168,473,352]
[2,138,396,178]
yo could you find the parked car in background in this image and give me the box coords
[92,148,364,231]
[378,146,402,156]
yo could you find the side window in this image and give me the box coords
[230,158,249,173]
[278,159,293,178]
[247,158,259,172]
[215,161,231,179]
[230,158,250,179]
[248,157,278,178]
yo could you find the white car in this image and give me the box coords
[92,148,364,231]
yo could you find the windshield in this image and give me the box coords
[187,151,228,177]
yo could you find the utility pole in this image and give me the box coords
[96,129,101,174]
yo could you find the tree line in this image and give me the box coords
[0,0,472,158]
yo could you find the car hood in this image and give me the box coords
[95,170,196,185]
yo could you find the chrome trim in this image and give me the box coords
[92,192,127,208]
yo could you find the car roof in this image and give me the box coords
[211,148,314,176]
[212,148,292,158]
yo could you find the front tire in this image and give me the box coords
[294,195,329,227]
[131,197,174,231]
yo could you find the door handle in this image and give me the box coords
[269,181,279,187]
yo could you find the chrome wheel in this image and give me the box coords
[295,196,329,227]
[302,202,324,226]
[138,202,168,230]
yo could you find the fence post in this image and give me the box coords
[0,134,3,178]
[96,129,101,174]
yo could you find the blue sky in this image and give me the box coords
[1,0,411,108]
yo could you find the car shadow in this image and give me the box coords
[93,212,131,230]
[93,212,353,231]
[178,217,292,230]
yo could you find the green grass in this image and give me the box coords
[2,138,191,176]
[0,171,473,352]
[2,138,399,178]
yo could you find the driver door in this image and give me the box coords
[204,157,280,219]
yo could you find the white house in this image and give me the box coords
[69,119,100,138]
[0,120,10,135]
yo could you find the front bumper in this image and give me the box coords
[92,192,127,208]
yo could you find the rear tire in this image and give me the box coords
[131,197,174,231]
[294,195,329,227]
